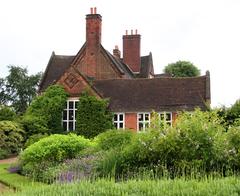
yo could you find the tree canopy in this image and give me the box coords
[163,60,200,77]
[0,65,42,114]
[23,85,68,135]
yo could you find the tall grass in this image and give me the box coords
[4,177,240,196]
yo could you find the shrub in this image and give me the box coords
[24,133,49,148]
[95,129,134,151]
[0,105,16,121]
[75,91,113,138]
[0,121,25,154]
[20,134,92,180]
[25,85,68,134]
[0,148,8,159]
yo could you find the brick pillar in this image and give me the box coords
[85,7,102,78]
[123,29,141,73]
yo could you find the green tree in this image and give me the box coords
[24,85,68,135]
[163,60,200,77]
[3,65,42,114]
[76,91,113,138]
[0,105,16,121]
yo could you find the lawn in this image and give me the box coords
[0,163,45,194]
[3,177,240,196]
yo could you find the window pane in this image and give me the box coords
[69,101,74,109]
[114,123,118,129]
[139,114,143,121]
[145,114,149,121]
[166,113,171,121]
[63,122,67,131]
[69,122,74,131]
[119,114,123,121]
[139,123,143,131]
[64,101,68,109]
[166,122,171,126]
[114,114,118,121]
[119,123,123,128]
[69,110,74,120]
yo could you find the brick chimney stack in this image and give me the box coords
[123,29,141,72]
[85,7,102,78]
[113,45,121,59]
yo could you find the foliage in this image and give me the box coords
[24,85,68,134]
[0,149,8,159]
[0,121,25,154]
[6,177,240,196]
[163,60,200,77]
[75,91,113,138]
[0,105,16,121]
[96,109,229,177]
[95,129,134,151]
[24,133,49,149]
[1,65,42,114]
[20,134,92,180]
[217,100,240,128]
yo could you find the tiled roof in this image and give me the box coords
[39,52,75,91]
[93,76,210,112]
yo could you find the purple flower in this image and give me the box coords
[8,165,21,173]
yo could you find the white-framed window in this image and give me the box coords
[138,112,150,131]
[62,99,79,131]
[113,113,125,129]
[158,112,172,127]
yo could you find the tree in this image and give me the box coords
[23,85,68,135]
[0,105,16,121]
[163,60,200,77]
[76,91,113,138]
[0,65,42,114]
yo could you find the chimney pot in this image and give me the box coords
[94,7,97,14]
[90,8,93,14]
[135,29,138,34]
[126,30,128,35]
[131,29,133,35]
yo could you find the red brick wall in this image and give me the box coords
[125,113,137,132]
[123,33,141,72]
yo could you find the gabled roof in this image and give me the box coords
[39,52,75,91]
[93,75,210,112]
[139,53,154,78]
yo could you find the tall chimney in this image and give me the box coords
[85,7,102,78]
[123,29,141,72]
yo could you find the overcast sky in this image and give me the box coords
[0,0,239,107]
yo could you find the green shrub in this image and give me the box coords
[0,121,25,154]
[20,134,92,180]
[0,148,8,159]
[75,91,113,138]
[96,109,228,178]
[0,105,16,121]
[95,129,134,151]
[25,85,68,134]
[21,115,48,138]
[21,134,92,164]
[24,133,49,148]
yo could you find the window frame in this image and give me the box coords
[62,98,79,131]
[137,112,151,132]
[158,112,172,127]
[113,113,125,129]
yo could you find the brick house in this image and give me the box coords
[39,8,211,132]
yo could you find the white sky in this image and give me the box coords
[0,0,239,107]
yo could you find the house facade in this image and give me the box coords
[39,8,211,132]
